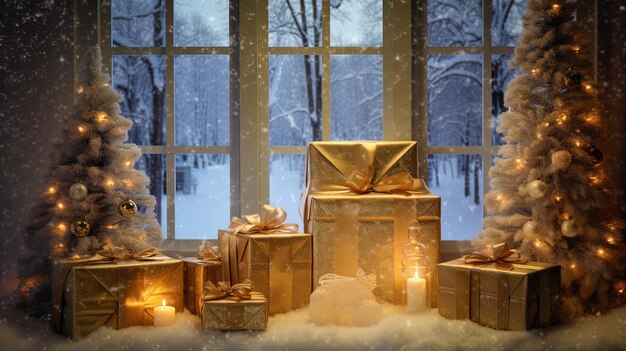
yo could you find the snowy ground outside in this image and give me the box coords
[2,298,625,351]
[168,157,484,241]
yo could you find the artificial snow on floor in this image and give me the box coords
[2,300,626,351]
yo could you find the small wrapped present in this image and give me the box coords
[438,243,560,330]
[201,279,267,331]
[182,243,225,315]
[52,246,184,339]
[301,141,441,305]
[219,205,312,315]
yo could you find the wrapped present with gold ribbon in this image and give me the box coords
[201,279,268,330]
[300,141,441,306]
[438,243,561,330]
[218,205,312,315]
[182,243,225,315]
[52,246,184,339]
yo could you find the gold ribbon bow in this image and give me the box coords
[318,268,377,292]
[198,242,221,261]
[96,246,162,260]
[463,243,528,270]
[311,170,428,195]
[202,279,254,301]
[229,204,298,235]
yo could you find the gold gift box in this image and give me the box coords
[182,258,224,315]
[201,292,268,331]
[218,230,312,315]
[438,259,560,330]
[52,257,184,339]
[302,141,441,306]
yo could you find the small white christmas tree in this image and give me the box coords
[17,47,162,317]
[475,0,626,318]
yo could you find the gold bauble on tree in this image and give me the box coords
[118,199,138,218]
[69,182,88,200]
[70,218,91,237]
[527,180,548,199]
[551,150,572,170]
[561,219,580,238]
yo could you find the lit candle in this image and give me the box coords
[407,271,427,313]
[153,299,175,327]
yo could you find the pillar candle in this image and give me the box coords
[407,272,427,313]
[154,299,176,327]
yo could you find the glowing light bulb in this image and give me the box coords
[106,224,115,229]
[574,140,581,147]
[123,179,133,187]
[597,248,605,256]
[57,243,64,249]
[57,202,64,209]
[78,126,86,133]
[555,195,561,202]
[551,4,561,11]
[531,68,540,76]
[584,84,592,91]
[48,187,57,194]
[125,161,132,167]
[496,194,503,201]
[536,132,542,139]
[562,212,570,219]
[619,288,624,294]
[95,111,109,123]
[543,122,550,127]
[534,240,543,248]
[607,237,615,244]
[106,179,115,187]
[572,45,580,53]
[57,223,67,231]
[570,263,576,269]
[76,86,84,94]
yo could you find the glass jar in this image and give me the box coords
[401,220,431,313]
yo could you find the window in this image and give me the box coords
[96,0,411,248]
[414,0,527,243]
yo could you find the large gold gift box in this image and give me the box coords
[52,256,183,339]
[438,259,560,330]
[182,258,224,315]
[201,292,268,330]
[219,230,312,315]
[301,141,441,305]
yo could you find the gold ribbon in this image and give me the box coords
[198,243,221,261]
[229,205,298,235]
[318,268,377,291]
[52,245,163,334]
[463,243,528,270]
[202,279,254,301]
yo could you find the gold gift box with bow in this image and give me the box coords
[218,205,312,315]
[182,244,225,315]
[201,279,268,331]
[301,141,441,305]
[52,251,183,339]
[438,247,560,330]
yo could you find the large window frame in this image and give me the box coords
[76,0,596,255]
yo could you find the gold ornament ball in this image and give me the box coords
[71,218,91,237]
[561,219,580,238]
[551,150,572,170]
[527,180,548,199]
[69,182,88,200]
[118,199,138,218]
[523,221,539,239]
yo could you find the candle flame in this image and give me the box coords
[162,298,166,308]
[414,270,420,279]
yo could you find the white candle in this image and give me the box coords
[153,299,175,327]
[407,271,427,313]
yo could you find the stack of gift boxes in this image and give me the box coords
[52,141,560,339]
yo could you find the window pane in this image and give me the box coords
[492,54,519,146]
[428,0,482,47]
[269,0,322,47]
[112,55,166,146]
[492,0,527,46]
[270,55,322,146]
[135,154,167,239]
[270,154,305,230]
[428,55,482,146]
[427,154,483,241]
[331,55,382,140]
[175,154,230,239]
[174,0,229,47]
[175,55,229,146]
[112,0,165,47]
[330,0,382,47]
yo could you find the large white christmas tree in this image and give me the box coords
[475,0,626,318]
[17,47,162,318]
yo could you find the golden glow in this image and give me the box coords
[106,179,115,187]
[589,175,602,184]
[125,161,132,167]
[562,212,570,220]
[57,243,64,249]
[496,194,503,201]
[574,140,582,147]
[78,125,86,133]
[123,179,134,187]
[106,224,115,229]
[95,111,109,123]
[543,122,550,127]
[555,195,561,202]
[534,240,543,248]
[57,202,64,209]
[619,288,624,295]
[531,68,540,76]
[71,254,81,259]
[536,132,542,139]
[584,113,599,124]
[551,4,561,11]
[570,263,576,269]
[572,45,580,53]
[48,186,56,194]
[76,86,84,94]
[607,236,615,244]
[597,248,605,256]
[57,223,67,231]
[584,84,592,91]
